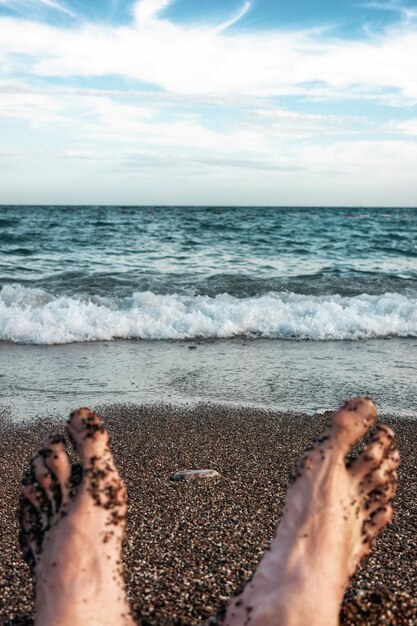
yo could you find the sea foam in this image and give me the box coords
[1,284,417,345]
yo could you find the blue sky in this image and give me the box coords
[1,0,417,205]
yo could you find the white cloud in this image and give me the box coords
[0,89,155,130]
[1,82,416,172]
[63,149,110,160]
[0,1,417,102]
[294,139,417,174]
[252,108,363,137]
[0,91,66,124]
[392,118,417,135]
[0,83,271,152]
[132,0,173,24]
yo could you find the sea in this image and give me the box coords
[1,205,416,420]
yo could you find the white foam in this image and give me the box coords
[1,283,417,344]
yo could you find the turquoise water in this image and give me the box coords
[1,206,416,344]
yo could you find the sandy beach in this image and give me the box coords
[1,402,416,625]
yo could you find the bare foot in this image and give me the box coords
[19,408,135,626]
[222,397,399,626]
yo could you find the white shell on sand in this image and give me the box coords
[170,469,221,482]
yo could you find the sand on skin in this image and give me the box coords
[0,403,416,626]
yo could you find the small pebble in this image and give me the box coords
[170,469,221,482]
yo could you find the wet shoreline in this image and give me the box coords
[2,337,417,421]
[1,402,416,625]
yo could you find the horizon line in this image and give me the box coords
[2,204,417,209]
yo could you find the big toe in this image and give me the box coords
[68,407,109,463]
[329,397,377,453]
[68,408,127,519]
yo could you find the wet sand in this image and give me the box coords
[1,403,416,625]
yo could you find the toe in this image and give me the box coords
[28,454,55,527]
[19,496,42,572]
[364,477,397,515]
[32,454,54,496]
[68,407,109,463]
[22,483,42,515]
[350,425,398,480]
[328,397,377,453]
[20,461,49,570]
[21,467,42,512]
[360,454,400,494]
[362,505,393,549]
[42,434,72,508]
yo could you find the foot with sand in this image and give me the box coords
[19,398,399,626]
[221,397,399,626]
[19,408,135,626]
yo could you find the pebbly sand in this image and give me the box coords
[0,403,417,626]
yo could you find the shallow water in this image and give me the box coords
[1,337,416,421]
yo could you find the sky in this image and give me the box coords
[1,0,417,206]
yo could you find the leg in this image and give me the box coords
[19,408,135,626]
[222,397,399,626]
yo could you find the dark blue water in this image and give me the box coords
[1,206,416,344]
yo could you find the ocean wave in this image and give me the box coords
[1,284,417,344]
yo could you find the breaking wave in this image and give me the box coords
[1,284,417,345]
